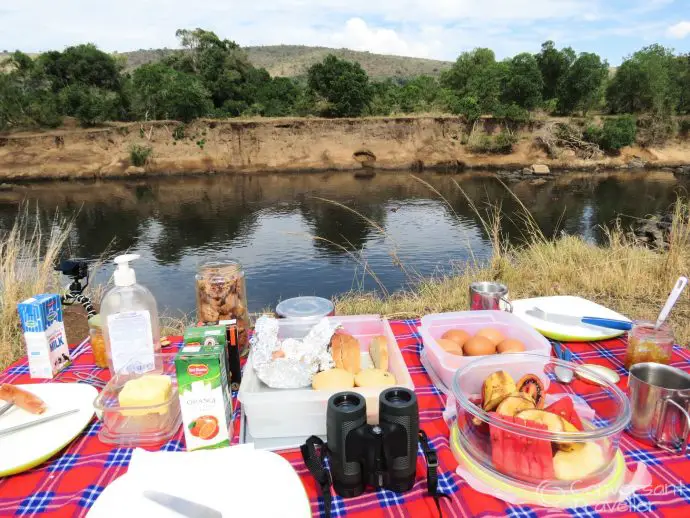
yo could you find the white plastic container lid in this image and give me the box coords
[275,296,334,320]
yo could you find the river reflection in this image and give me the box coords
[0,170,685,313]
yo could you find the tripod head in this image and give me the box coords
[55,259,89,294]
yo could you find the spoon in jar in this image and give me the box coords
[655,276,688,330]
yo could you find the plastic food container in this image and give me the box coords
[93,353,181,446]
[419,310,551,390]
[238,315,414,439]
[275,297,335,339]
[195,261,251,354]
[625,320,674,369]
[452,353,631,489]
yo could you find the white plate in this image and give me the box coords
[0,383,97,477]
[87,448,311,517]
[512,296,631,342]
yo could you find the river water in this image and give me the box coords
[0,170,686,314]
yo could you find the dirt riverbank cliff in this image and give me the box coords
[1,116,689,180]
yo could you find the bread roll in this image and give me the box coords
[312,368,355,391]
[330,333,361,374]
[369,335,389,371]
[355,368,396,388]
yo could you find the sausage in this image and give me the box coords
[0,384,47,414]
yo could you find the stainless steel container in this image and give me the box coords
[628,362,690,454]
[468,282,512,312]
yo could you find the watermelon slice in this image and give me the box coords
[488,413,554,480]
[545,396,584,431]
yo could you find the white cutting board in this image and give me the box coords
[0,383,97,477]
[512,296,631,342]
[87,447,311,517]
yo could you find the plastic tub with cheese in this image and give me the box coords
[94,353,181,446]
[452,353,631,490]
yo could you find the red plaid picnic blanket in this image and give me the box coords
[1,320,690,517]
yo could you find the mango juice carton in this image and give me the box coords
[17,294,71,379]
[175,327,233,451]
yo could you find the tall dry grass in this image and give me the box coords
[0,208,73,370]
[337,192,690,345]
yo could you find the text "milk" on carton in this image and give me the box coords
[17,294,71,378]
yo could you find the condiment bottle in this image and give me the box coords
[101,254,160,375]
[88,314,108,369]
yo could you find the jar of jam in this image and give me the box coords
[88,314,109,369]
[625,320,674,370]
[195,261,250,354]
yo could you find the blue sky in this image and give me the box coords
[0,0,689,64]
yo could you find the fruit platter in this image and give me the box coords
[452,353,631,489]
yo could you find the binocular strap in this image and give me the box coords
[300,430,449,518]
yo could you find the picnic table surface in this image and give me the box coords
[1,319,690,517]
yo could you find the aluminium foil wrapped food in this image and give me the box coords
[250,315,339,388]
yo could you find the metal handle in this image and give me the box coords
[500,297,513,313]
[654,398,690,455]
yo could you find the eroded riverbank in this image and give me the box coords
[1,116,689,181]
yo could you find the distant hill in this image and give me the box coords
[114,45,452,80]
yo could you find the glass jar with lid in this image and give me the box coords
[625,320,674,370]
[195,261,250,354]
[88,314,109,369]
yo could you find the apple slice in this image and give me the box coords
[495,393,536,417]
[553,442,606,481]
[482,371,517,411]
[555,418,586,452]
[514,409,565,432]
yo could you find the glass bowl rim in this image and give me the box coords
[451,352,631,441]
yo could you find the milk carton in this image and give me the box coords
[17,294,71,378]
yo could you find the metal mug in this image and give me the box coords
[468,282,512,312]
[628,362,690,454]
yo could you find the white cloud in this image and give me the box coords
[0,0,685,64]
[667,21,690,39]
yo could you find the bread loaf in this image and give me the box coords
[355,368,396,388]
[330,333,361,374]
[368,335,389,371]
[312,368,355,390]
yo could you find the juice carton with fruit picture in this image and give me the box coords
[175,328,233,451]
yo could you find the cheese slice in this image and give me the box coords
[118,374,172,416]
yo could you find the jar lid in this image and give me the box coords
[276,297,334,320]
[88,314,102,328]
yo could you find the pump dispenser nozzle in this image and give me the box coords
[113,254,140,287]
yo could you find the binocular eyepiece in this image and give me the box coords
[327,387,419,497]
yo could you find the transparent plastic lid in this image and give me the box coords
[275,296,334,320]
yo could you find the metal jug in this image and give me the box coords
[628,362,690,454]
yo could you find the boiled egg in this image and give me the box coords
[463,335,497,356]
[475,327,505,346]
[497,338,526,353]
[441,329,471,347]
[436,338,463,355]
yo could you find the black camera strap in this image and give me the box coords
[300,436,333,518]
[300,431,448,518]
[418,429,451,517]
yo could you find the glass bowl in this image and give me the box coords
[452,353,631,489]
[94,353,181,446]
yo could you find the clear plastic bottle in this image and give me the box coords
[101,254,160,375]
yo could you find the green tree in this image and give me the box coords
[441,48,502,113]
[36,44,122,92]
[536,41,576,101]
[131,63,212,122]
[307,54,372,117]
[501,53,543,110]
[676,53,690,115]
[606,44,680,115]
[58,84,119,127]
[557,52,608,115]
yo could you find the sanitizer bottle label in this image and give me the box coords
[108,311,155,373]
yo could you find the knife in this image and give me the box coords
[0,408,79,438]
[527,307,632,330]
[143,490,223,518]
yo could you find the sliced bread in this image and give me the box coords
[369,335,389,371]
[330,333,361,374]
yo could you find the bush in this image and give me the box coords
[599,116,637,150]
[636,114,676,146]
[494,103,530,124]
[452,95,481,122]
[172,124,185,140]
[582,125,603,144]
[680,119,690,137]
[129,144,152,166]
[467,129,517,154]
